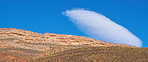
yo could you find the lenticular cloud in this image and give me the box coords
[64,8,142,47]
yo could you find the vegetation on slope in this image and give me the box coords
[0,28,146,62]
[35,46,148,62]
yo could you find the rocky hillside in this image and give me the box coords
[0,28,135,62]
[36,46,148,62]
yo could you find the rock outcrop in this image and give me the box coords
[0,28,136,61]
[0,28,134,51]
[0,28,135,51]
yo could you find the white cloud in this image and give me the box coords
[63,8,142,47]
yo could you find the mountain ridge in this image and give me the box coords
[0,28,135,48]
[0,28,137,62]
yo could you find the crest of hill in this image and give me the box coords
[0,28,135,50]
[0,28,138,62]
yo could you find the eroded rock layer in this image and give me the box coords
[0,28,136,62]
[0,28,135,51]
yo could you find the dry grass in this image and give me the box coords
[0,38,148,62]
[35,46,148,62]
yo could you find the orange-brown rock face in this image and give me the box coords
[0,28,136,61]
[0,53,30,62]
[0,28,135,51]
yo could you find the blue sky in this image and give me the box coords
[0,0,148,47]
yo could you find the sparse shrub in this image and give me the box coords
[34,46,148,62]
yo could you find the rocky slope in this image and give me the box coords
[36,47,148,62]
[0,28,135,62]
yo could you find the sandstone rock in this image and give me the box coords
[0,28,136,52]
